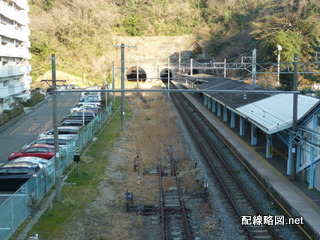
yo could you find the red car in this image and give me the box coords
[8,144,55,161]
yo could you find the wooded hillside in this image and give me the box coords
[29,0,320,87]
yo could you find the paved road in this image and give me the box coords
[0,92,80,164]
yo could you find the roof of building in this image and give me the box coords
[192,77,320,134]
[236,94,319,134]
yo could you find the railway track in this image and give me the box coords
[159,150,196,240]
[168,83,281,240]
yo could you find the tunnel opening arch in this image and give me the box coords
[160,68,173,82]
[126,66,147,81]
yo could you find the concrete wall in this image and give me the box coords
[113,35,197,80]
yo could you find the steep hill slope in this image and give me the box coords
[29,0,320,87]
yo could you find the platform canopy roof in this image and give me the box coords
[193,77,320,134]
[236,94,319,134]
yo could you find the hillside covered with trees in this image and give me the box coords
[29,0,320,88]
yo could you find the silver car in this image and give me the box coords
[38,126,81,138]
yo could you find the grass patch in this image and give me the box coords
[24,99,124,239]
[26,201,79,239]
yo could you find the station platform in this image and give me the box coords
[182,91,320,240]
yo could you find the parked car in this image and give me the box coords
[76,101,101,108]
[86,95,101,101]
[0,162,41,191]
[38,126,81,138]
[70,104,98,113]
[22,135,74,149]
[12,156,51,168]
[80,92,101,99]
[83,107,100,113]
[62,111,96,125]
[85,85,101,90]
[12,156,54,175]
[31,88,45,95]
[60,119,87,127]
[8,144,55,161]
[69,84,80,89]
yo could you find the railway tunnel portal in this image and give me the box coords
[113,35,203,81]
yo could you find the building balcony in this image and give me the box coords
[0,83,27,98]
[24,40,31,48]
[0,45,31,59]
[11,0,29,11]
[0,25,30,42]
[0,3,29,25]
[0,64,32,78]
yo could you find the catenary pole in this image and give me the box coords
[252,49,257,85]
[112,61,115,102]
[167,57,170,98]
[178,52,181,74]
[291,54,299,181]
[136,59,139,87]
[51,54,62,201]
[121,44,125,131]
[114,43,137,131]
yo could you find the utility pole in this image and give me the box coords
[136,59,139,87]
[167,57,171,98]
[277,45,282,85]
[114,43,136,131]
[104,81,108,108]
[121,44,125,131]
[51,54,62,201]
[178,52,181,74]
[252,49,257,85]
[291,54,299,181]
[112,61,115,102]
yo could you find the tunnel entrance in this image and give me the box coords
[188,69,200,75]
[160,68,173,82]
[127,66,147,81]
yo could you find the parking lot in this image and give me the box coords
[0,87,109,240]
[0,92,80,165]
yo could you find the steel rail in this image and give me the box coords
[159,165,168,240]
[167,151,193,240]
[170,88,256,239]
[171,90,257,239]
[169,83,281,239]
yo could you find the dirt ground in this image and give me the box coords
[61,81,216,240]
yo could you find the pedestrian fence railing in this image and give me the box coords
[0,103,113,240]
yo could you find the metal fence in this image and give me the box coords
[0,103,113,240]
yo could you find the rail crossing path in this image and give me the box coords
[180,89,320,240]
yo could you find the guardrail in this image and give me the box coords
[0,103,113,240]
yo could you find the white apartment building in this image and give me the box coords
[0,0,31,113]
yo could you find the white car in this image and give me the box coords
[12,156,54,175]
[70,104,96,113]
[12,156,50,167]
[22,135,74,149]
[76,102,101,108]
[38,126,81,138]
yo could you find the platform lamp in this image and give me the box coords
[277,45,282,85]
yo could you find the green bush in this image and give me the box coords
[0,113,10,126]
[123,15,145,36]
[3,104,24,119]
[0,103,24,127]
[22,92,45,107]
[43,0,55,11]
